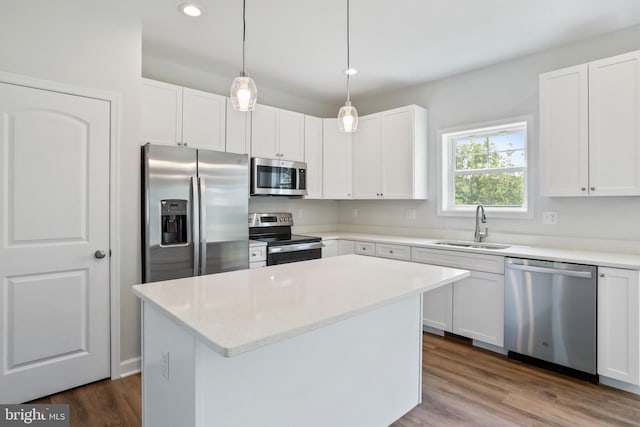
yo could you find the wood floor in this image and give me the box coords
[31,333,640,426]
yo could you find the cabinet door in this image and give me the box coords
[322,119,352,199]
[352,114,381,199]
[182,88,226,151]
[304,115,323,199]
[141,79,182,146]
[225,98,251,155]
[598,267,640,385]
[422,283,453,332]
[539,65,589,197]
[251,104,278,158]
[279,110,305,162]
[589,51,640,196]
[380,106,422,199]
[337,240,355,255]
[321,240,338,258]
[453,271,504,347]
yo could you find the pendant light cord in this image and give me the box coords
[346,0,351,102]
[242,0,247,75]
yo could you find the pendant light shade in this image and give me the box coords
[338,0,358,132]
[230,0,257,111]
[230,73,257,111]
[338,101,358,132]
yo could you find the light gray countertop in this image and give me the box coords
[311,232,640,270]
[133,254,469,357]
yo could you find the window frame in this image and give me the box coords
[438,116,534,219]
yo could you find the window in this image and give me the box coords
[440,118,530,216]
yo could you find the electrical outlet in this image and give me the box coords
[542,211,558,225]
[406,208,416,220]
[352,208,358,217]
[297,208,304,219]
[161,351,170,380]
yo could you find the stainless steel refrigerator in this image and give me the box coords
[141,143,249,283]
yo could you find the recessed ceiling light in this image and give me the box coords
[179,3,203,17]
[344,68,358,76]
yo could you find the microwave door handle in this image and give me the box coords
[199,177,207,275]
[191,176,199,277]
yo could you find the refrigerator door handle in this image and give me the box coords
[199,176,207,275]
[191,176,200,277]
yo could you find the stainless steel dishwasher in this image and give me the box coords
[504,258,597,381]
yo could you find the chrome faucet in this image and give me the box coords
[474,204,488,242]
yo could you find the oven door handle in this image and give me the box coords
[268,242,324,254]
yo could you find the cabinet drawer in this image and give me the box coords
[355,241,376,256]
[411,247,504,274]
[376,243,410,261]
[249,245,266,262]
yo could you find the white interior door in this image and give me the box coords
[0,82,110,403]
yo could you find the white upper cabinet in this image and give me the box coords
[540,50,640,197]
[181,87,226,151]
[304,115,323,199]
[351,105,428,199]
[141,79,182,145]
[225,98,251,155]
[381,106,428,199]
[251,104,304,161]
[352,113,382,199]
[588,52,640,196]
[141,78,226,151]
[322,119,352,199]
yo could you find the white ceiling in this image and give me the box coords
[143,0,640,105]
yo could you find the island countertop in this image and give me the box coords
[132,254,469,357]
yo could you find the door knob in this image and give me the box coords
[94,249,107,259]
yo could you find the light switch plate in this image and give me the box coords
[542,211,558,225]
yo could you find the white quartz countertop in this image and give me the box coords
[132,255,469,357]
[312,232,640,270]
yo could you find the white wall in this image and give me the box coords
[0,0,143,369]
[142,51,337,117]
[338,24,640,252]
[249,198,338,234]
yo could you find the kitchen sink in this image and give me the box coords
[435,241,511,250]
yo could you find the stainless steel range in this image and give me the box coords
[248,213,322,265]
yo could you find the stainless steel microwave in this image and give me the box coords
[251,157,307,196]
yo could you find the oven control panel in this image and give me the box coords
[248,212,293,227]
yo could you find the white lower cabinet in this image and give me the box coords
[452,271,504,347]
[598,267,640,385]
[321,240,338,258]
[338,240,355,255]
[412,247,504,347]
[422,283,453,332]
[249,244,267,268]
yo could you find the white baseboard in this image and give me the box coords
[120,357,141,378]
[599,376,640,395]
[473,339,508,355]
[422,325,445,336]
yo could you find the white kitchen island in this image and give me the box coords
[132,254,469,427]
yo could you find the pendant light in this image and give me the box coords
[338,0,358,132]
[230,0,257,111]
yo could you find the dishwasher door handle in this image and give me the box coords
[506,263,593,279]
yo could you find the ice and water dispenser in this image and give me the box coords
[160,199,188,245]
